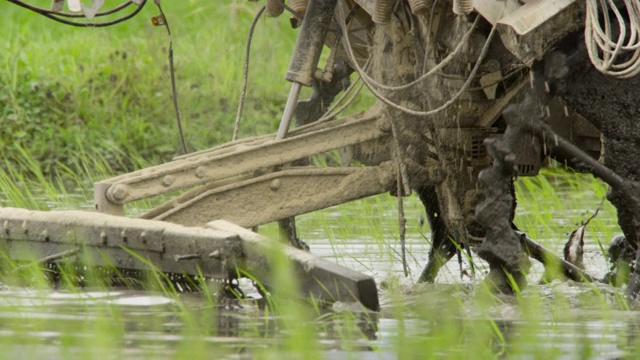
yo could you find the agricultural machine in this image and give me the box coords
[4,0,640,310]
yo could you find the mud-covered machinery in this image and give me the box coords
[4,0,640,305]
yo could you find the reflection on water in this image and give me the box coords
[0,176,636,358]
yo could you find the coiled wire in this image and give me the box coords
[585,0,640,79]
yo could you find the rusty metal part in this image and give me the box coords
[265,0,284,17]
[372,0,393,24]
[207,221,379,311]
[149,163,397,228]
[95,110,388,211]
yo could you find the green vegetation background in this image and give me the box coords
[0,2,634,359]
[1,1,300,176]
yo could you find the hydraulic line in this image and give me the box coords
[233,6,266,141]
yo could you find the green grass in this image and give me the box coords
[0,1,638,359]
[1,0,303,176]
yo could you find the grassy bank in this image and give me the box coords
[1,1,302,176]
[1,2,635,359]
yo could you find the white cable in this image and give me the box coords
[585,0,640,78]
[337,3,497,117]
[344,15,481,92]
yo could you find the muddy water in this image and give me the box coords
[0,176,637,358]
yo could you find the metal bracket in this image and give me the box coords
[95,110,388,213]
[145,162,397,228]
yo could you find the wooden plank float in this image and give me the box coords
[207,220,379,312]
[0,207,379,311]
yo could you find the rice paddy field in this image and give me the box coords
[1,1,639,359]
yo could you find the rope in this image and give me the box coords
[585,0,640,78]
[233,6,266,141]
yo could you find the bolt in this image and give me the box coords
[269,179,281,191]
[42,229,49,242]
[21,221,28,235]
[195,166,206,179]
[109,185,129,202]
[162,175,175,187]
[100,230,107,245]
[209,250,222,260]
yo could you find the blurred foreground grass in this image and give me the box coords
[0,1,635,359]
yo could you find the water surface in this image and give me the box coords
[0,174,635,359]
